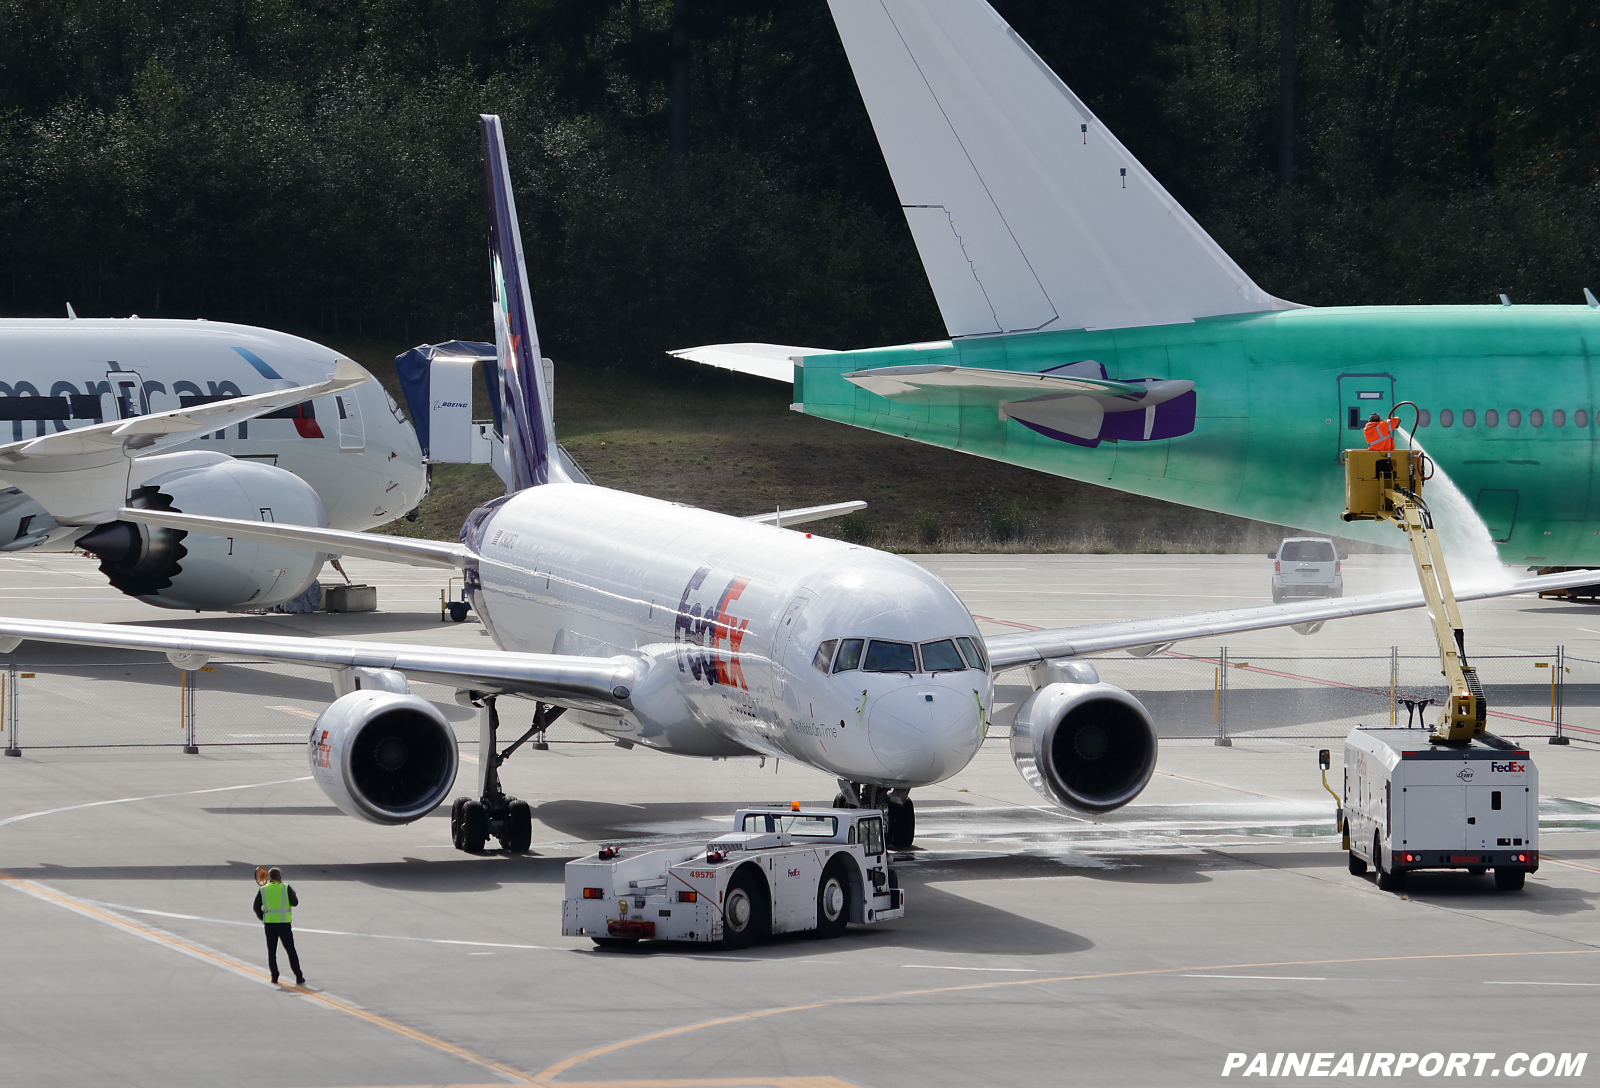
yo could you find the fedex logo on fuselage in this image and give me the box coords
[673,565,752,691]
[1492,760,1527,773]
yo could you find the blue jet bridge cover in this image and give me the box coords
[394,341,500,455]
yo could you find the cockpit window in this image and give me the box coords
[956,636,987,671]
[863,639,917,673]
[812,639,838,673]
[832,638,864,673]
[919,639,966,672]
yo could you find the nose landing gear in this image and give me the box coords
[835,780,916,850]
[449,695,560,854]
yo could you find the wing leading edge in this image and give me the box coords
[982,569,1600,670]
[0,617,635,713]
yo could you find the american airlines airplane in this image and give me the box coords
[0,119,1586,889]
[0,319,427,609]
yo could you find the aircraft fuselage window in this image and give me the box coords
[832,638,865,673]
[812,639,838,673]
[862,639,916,673]
[919,639,966,672]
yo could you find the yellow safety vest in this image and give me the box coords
[261,881,291,924]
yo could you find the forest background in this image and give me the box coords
[3,0,1597,549]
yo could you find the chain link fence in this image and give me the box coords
[1,647,1592,755]
[989,647,1595,744]
[0,653,607,753]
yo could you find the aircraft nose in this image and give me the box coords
[868,684,985,783]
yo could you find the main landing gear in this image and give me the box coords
[835,780,916,850]
[450,696,561,855]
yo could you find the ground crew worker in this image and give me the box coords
[253,867,305,986]
[1364,411,1400,451]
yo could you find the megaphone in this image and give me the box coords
[255,866,270,886]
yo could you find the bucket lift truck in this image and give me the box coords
[1334,421,1539,891]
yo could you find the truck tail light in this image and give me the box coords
[1335,561,1342,573]
[582,887,605,899]
[1274,561,1281,573]
[677,890,698,903]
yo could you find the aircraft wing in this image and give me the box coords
[116,508,468,570]
[982,569,1600,670]
[0,618,635,714]
[0,358,370,524]
[668,343,836,382]
[743,501,867,527]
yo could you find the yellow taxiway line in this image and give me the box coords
[0,868,537,1084]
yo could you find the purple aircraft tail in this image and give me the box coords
[480,114,565,489]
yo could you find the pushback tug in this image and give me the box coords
[1327,412,1538,890]
[563,803,906,949]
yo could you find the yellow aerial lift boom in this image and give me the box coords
[1340,414,1485,744]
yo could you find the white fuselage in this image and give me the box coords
[466,484,993,788]
[0,319,427,534]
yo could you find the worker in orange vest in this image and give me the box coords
[1364,411,1400,451]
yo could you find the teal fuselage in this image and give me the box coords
[794,305,1600,564]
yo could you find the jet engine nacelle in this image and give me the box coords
[1010,679,1159,814]
[76,452,328,610]
[308,690,459,824]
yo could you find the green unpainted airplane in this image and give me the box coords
[676,0,1600,568]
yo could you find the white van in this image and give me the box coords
[1269,536,1344,603]
[1344,727,1538,891]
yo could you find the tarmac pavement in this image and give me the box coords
[1,552,1597,1087]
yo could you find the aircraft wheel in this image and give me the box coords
[814,857,850,939]
[721,868,768,950]
[448,602,470,622]
[887,796,915,850]
[450,797,468,850]
[460,800,489,853]
[499,799,532,853]
[1494,867,1526,891]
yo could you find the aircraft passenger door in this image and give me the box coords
[1335,373,1396,460]
[770,591,815,706]
[1475,489,1519,543]
[334,392,365,451]
[104,369,148,420]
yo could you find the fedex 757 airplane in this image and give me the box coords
[0,119,1587,906]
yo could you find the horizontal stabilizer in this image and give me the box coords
[0,358,369,523]
[669,343,836,383]
[116,508,468,570]
[845,364,1191,406]
[983,569,1600,669]
[743,500,867,527]
[827,0,1298,334]
[0,616,635,713]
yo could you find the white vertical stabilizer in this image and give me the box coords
[827,0,1298,336]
